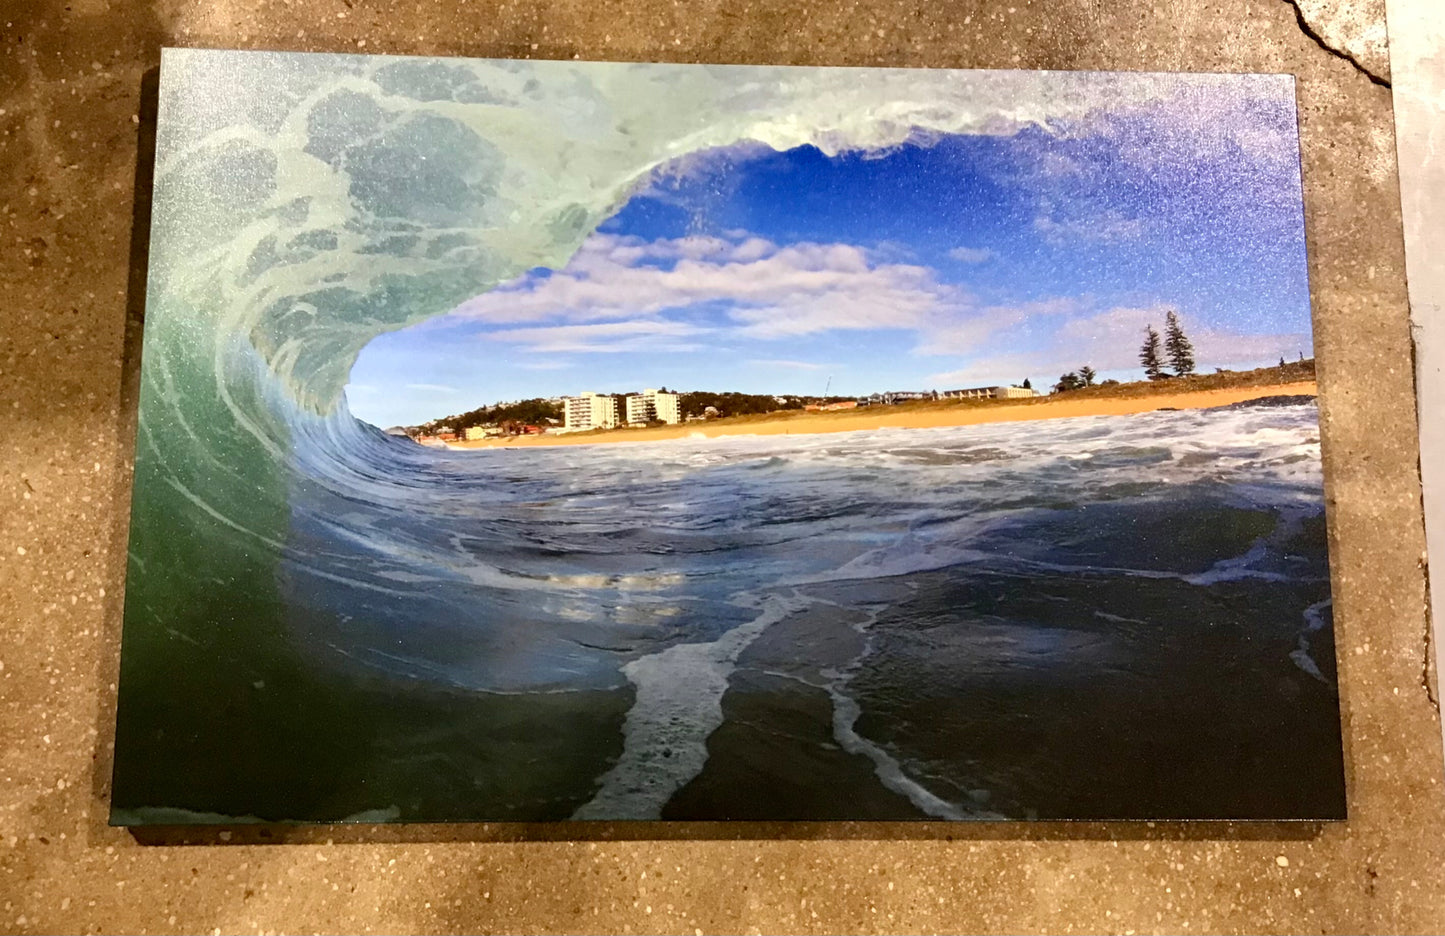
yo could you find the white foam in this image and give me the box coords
[814,602,1002,819]
[1290,598,1334,683]
[824,679,992,820]
[571,592,811,819]
[1093,610,1150,625]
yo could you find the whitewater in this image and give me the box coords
[111,52,1338,823]
[269,401,1334,820]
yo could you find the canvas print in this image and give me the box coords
[112,49,1344,823]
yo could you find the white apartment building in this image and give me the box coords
[625,393,654,425]
[940,385,1038,400]
[564,392,619,430]
[654,391,680,425]
[624,388,682,426]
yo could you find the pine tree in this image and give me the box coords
[1078,365,1096,386]
[1022,377,1032,390]
[1164,310,1196,376]
[1140,325,1164,379]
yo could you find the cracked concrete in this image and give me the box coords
[0,0,1438,933]
[1287,0,1393,85]
[1292,0,1393,83]
[1423,582,1439,709]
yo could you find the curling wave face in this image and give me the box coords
[124,51,1245,691]
[113,55,1333,822]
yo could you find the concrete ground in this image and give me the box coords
[1,0,1439,932]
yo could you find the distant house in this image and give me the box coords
[857,391,940,406]
[940,386,1038,400]
[463,426,488,441]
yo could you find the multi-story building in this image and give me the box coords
[564,392,619,430]
[625,393,654,425]
[940,385,1038,400]
[653,390,681,425]
[624,388,682,425]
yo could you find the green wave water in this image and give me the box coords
[111,53,1332,823]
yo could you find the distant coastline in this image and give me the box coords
[447,364,1319,451]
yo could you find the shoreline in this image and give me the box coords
[446,381,1318,450]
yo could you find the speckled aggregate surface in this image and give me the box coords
[1,0,1441,933]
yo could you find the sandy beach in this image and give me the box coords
[447,380,1317,449]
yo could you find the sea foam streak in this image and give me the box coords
[817,601,1000,820]
[573,592,813,819]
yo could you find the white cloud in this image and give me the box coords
[441,232,1307,385]
[1033,209,1145,245]
[448,233,975,344]
[488,319,708,354]
[927,305,1311,388]
[947,246,995,264]
[920,297,1079,356]
[404,383,459,393]
[749,358,826,371]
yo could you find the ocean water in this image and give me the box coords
[110,53,1336,823]
[121,398,1339,822]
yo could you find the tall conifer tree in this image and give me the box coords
[1164,310,1196,376]
[1140,325,1164,379]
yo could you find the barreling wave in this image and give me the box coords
[127,54,1211,677]
[112,54,1329,823]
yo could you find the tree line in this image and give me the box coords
[417,397,564,435]
[1052,309,1196,393]
[679,391,816,418]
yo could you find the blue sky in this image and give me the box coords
[347,88,1314,428]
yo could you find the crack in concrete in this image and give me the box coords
[1420,544,1438,709]
[1281,0,1392,88]
[1420,544,1439,710]
[1409,321,1440,711]
[1425,591,1439,710]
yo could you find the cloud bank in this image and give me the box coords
[431,229,1309,390]
[449,233,978,350]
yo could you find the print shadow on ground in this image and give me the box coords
[126,819,1325,846]
[89,64,160,847]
